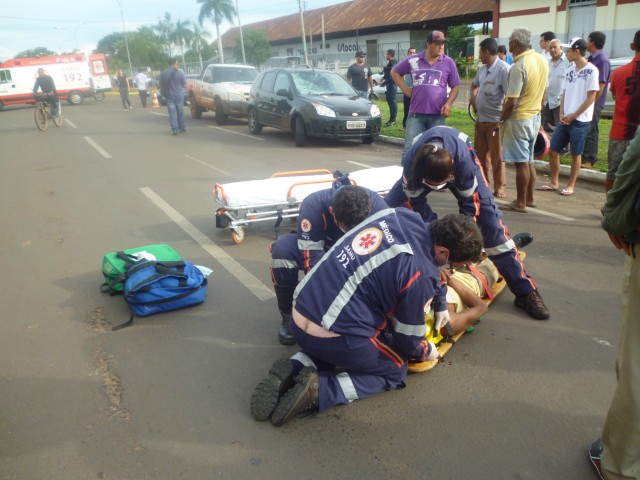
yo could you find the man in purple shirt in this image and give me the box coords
[392,31,460,163]
[582,31,611,168]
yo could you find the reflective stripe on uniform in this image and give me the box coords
[271,258,299,269]
[458,131,469,142]
[291,351,317,369]
[453,175,478,198]
[485,238,516,256]
[298,239,324,250]
[391,315,427,338]
[321,243,414,330]
[336,372,358,403]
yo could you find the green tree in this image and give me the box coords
[154,12,175,57]
[235,29,271,67]
[197,0,236,64]
[15,47,57,58]
[446,24,476,60]
[95,28,168,72]
[171,19,194,67]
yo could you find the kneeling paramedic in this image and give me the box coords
[252,186,483,425]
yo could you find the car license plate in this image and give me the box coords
[346,120,366,129]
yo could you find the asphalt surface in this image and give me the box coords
[0,94,623,479]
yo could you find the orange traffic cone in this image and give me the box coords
[152,92,160,108]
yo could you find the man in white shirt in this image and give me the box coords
[539,31,555,61]
[133,69,150,108]
[541,39,569,134]
[536,38,599,196]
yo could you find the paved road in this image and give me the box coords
[0,95,622,479]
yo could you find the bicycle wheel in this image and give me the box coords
[468,102,477,122]
[52,103,63,127]
[34,104,48,131]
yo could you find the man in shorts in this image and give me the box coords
[500,28,548,213]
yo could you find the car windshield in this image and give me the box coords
[218,68,258,83]
[291,71,355,96]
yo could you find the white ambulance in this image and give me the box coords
[0,53,110,109]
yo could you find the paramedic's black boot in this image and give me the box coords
[278,313,295,345]
[271,367,319,426]
[512,232,534,249]
[274,285,296,345]
[250,358,295,421]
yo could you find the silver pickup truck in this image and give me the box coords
[185,64,258,124]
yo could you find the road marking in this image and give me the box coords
[150,111,168,117]
[208,125,264,141]
[184,154,232,176]
[347,161,375,169]
[140,187,274,302]
[494,200,575,221]
[84,136,112,159]
[65,119,77,129]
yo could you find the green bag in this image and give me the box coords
[100,244,181,294]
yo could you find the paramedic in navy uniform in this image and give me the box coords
[385,125,550,320]
[252,187,483,425]
[270,178,388,345]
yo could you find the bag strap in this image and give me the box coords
[116,250,138,268]
[467,263,494,302]
[127,262,189,292]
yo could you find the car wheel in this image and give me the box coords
[248,108,262,134]
[67,91,83,105]
[294,116,307,147]
[214,97,228,124]
[190,95,203,119]
[362,136,374,145]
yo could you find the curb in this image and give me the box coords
[377,134,606,185]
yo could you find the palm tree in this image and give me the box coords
[197,0,236,64]
[154,12,175,57]
[191,22,211,71]
[171,19,194,67]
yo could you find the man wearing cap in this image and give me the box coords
[347,51,374,98]
[269,180,387,345]
[581,31,611,169]
[499,27,549,213]
[391,30,460,163]
[537,38,599,196]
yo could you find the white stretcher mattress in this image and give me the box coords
[215,165,403,209]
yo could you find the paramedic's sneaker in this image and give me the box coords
[512,232,534,249]
[515,289,550,320]
[250,358,295,421]
[271,367,319,426]
[588,438,605,480]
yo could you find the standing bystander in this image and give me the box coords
[589,128,640,480]
[380,49,398,126]
[537,38,599,196]
[541,39,569,135]
[582,31,611,168]
[401,47,417,130]
[133,69,149,108]
[391,31,460,163]
[499,27,549,213]
[498,45,513,65]
[539,31,555,61]
[604,30,640,194]
[469,37,510,198]
[114,69,131,111]
[346,51,374,99]
[159,58,186,135]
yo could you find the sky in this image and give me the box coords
[0,0,348,61]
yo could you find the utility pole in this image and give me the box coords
[117,0,134,77]
[298,0,308,65]
[235,0,246,64]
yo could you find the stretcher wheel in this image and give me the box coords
[232,227,245,244]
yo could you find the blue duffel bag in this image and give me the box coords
[113,260,208,330]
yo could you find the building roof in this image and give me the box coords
[221,0,493,47]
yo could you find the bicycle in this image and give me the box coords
[34,95,63,131]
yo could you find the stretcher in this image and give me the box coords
[213,165,403,244]
[408,251,526,373]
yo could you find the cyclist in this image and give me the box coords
[32,68,58,114]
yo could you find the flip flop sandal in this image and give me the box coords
[536,185,558,191]
[560,189,574,196]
